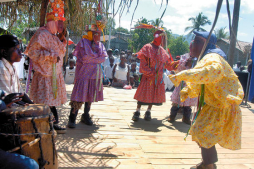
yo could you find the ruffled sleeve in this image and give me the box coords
[170,62,224,86]
[25,31,58,64]
[137,45,155,77]
[74,39,106,64]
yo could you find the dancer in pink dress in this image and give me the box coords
[25,0,67,133]
[132,29,178,121]
[168,42,198,125]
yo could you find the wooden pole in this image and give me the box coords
[228,0,241,67]
[40,0,49,27]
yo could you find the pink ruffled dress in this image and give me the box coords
[24,27,67,106]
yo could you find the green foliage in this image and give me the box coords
[128,17,154,51]
[149,18,164,27]
[112,26,129,35]
[214,27,229,39]
[168,36,189,57]
[185,12,211,36]
[127,33,139,52]
[0,13,38,44]
[0,27,10,35]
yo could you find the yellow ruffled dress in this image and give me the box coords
[170,53,244,150]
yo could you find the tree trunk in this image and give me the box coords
[40,0,49,27]
[228,0,241,67]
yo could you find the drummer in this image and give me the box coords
[0,89,39,169]
[0,35,24,94]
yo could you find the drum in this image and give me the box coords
[0,104,58,169]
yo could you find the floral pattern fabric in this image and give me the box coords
[24,27,67,106]
[171,53,197,106]
[170,53,244,150]
[134,43,175,104]
[70,38,107,103]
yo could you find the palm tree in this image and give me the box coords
[149,18,164,28]
[185,12,211,36]
[214,27,229,39]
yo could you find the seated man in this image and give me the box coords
[0,89,39,169]
[112,54,130,87]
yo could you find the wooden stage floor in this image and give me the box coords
[55,85,254,169]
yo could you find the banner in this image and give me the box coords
[248,37,254,102]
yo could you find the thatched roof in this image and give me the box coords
[218,38,252,53]
[0,0,168,36]
[0,0,104,36]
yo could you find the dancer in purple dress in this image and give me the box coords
[68,24,107,128]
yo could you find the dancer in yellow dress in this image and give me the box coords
[170,31,244,169]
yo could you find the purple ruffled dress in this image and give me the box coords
[70,38,107,103]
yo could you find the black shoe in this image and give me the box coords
[67,121,76,128]
[81,113,93,125]
[182,116,191,125]
[168,115,176,123]
[132,111,140,121]
[53,124,66,134]
[190,161,217,169]
[144,111,151,121]
[67,109,78,128]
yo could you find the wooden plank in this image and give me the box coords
[55,86,254,168]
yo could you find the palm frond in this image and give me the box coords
[184,26,194,32]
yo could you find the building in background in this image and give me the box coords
[217,38,252,65]
[101,35,128,51]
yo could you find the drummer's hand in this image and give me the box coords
[4,93,24,108]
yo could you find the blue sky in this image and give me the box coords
[111,0,254,43]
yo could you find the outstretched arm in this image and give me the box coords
[170,62,224,87]
[165,59,179,71]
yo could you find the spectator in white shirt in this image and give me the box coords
[103,49,116,68]
[65,59,76,84]
[113,49,121,64]
[112,54,130,87]
[104,57,115,84]
[233,61,241,72]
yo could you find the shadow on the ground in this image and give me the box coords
[56,106,119,168]
[129,118,171,132]
[128,114,189,134]
[248,108,254,114]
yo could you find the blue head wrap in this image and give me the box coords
[193,31,227,60]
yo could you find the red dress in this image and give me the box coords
[134,43,174,105]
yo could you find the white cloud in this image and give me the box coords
[168,0,216,16]
[238,31,248,37]
[151,0,168,5]
[162,15,190,35]
[241,0,254,13]
[114,14,137,30]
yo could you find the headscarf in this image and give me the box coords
[0,35,19,59]
[0,35,19,50]
[193,31,227,60]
